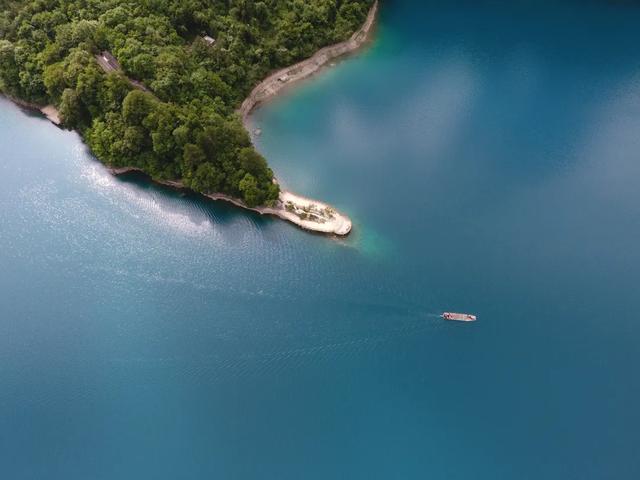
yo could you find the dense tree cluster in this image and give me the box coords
[0,0,373,206]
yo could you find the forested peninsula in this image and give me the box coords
[0,0,374,222]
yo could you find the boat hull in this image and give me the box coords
[442,312,477,322]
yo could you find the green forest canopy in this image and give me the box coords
[0,0,373,206]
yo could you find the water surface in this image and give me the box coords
[2,1,640,478]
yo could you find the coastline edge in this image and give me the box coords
[113,1,379,237]
[3,1,380,237]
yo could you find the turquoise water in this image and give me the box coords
[2,1,640,478]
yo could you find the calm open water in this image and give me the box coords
[2,1,640,478]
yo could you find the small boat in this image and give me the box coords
[442,312,477,322]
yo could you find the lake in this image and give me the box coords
[1,1,640,478]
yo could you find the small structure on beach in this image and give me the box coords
[96,51,121,72]
[95,51,151,93]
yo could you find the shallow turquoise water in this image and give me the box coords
[2,1,640,478]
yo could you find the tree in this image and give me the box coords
[239,147,270,180]
[43,62,66,101]
[75,66,103,115]
[99,73,131,113]
[182,143,206,177]
[59,88,83,128]
[128,53,155,80]
[123,126,145,155]
[0,40,19,93]
[122,90,155,126]
[239,173,263,207]
[191,162,223,194]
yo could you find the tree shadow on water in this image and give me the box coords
[114,171,275,231]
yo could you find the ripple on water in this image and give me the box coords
[78,160,215,239]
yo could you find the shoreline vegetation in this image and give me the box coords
[110,0,378,236]
[0,0,378,236]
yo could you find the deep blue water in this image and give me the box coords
[2,1,640,478]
